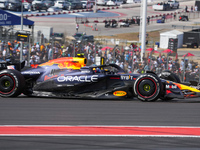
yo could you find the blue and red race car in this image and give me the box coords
[0,56,200,101]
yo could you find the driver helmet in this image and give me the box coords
[96,67,101,73]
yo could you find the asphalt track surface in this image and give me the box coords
[1,96,200,149]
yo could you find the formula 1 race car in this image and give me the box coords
[0,56,200,102]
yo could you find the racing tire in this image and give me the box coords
[0,69,25,97]
[158,70,181,83]
[133,74,162,102]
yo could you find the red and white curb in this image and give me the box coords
[1,125,200,137]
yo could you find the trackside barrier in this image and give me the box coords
[73,10,200,25]
[24,6,200,27]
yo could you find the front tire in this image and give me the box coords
[133,74,162,102]
[0,69,25,97]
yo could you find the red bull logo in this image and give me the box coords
[39,57,86,69]
[57,61,81,69]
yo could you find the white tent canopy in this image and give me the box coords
[160,30,183,49]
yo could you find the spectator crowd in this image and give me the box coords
[0,40,199,83]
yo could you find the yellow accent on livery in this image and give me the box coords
[174,83,200,93]
[113,91,127,96]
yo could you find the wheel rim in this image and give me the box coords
[143,84,151,92]
[0,74,15,94]
[136,77,157,99]
[4,81,10,87]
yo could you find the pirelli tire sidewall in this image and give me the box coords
[0,69,25,97]
[133,74,162,102]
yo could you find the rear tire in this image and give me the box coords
[0,69,25,97]
[133,74,162,102]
